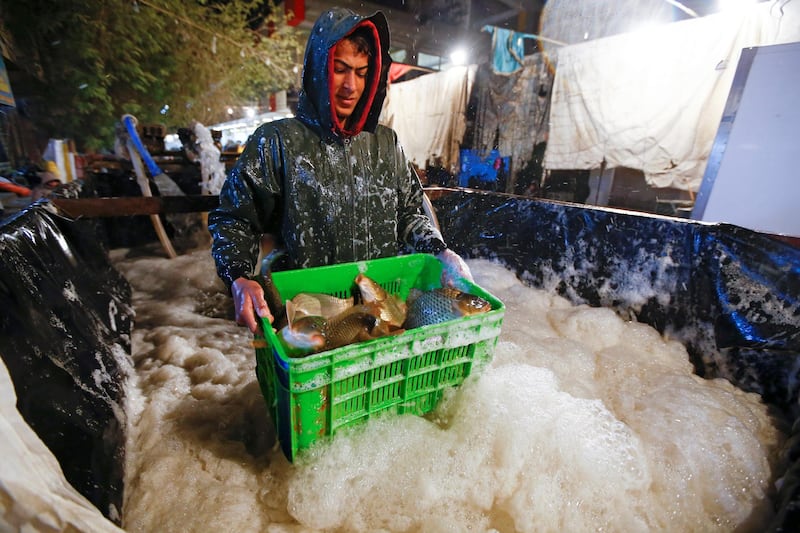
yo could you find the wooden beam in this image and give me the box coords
[51,196,219,218]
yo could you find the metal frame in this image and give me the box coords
[690,47,757,220]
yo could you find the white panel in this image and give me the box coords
[694,42,800,237]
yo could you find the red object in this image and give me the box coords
[74,154,86,179]
[768,234,800,249]
[0,180,32,197]
[269,93,277,112]
[285,0,304,26]
[388,63,414,83]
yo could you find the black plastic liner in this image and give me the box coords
[0,201,133,522]
[431,189,800,530]
[432,190,800,413]
[1,191,798,528]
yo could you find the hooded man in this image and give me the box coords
[209,7,472,333]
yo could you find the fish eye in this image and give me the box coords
[470,296,488,308]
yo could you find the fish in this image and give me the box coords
[278,302,390,357]
[323,302,385,351]
[355,273,407,330]
[403,287,492,329]
[277,314,327,358]
[259,249,288,330]
[287,292,354,321]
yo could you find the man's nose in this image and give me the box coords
[342,70,356,90]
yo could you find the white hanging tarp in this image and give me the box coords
[380,65,476,172]
[545,5,782,191]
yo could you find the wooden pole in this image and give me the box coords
[51,196,219,218]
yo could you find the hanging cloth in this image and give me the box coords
[482,25,538,74]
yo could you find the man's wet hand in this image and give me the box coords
[231,277,273,334]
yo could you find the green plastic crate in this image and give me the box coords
[254,253,505,462]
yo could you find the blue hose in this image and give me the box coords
[122,114,163,178]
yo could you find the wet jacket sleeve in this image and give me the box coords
[208,128,281,291]
[390,128,448,255]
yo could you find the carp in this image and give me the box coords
[323,302,389,351]
[277,314,327,357]
[287,292,354,321]
[403,287,492,329]
[354,273,407,331]
[278,302,392,357]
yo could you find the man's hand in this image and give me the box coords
[231,277,273,334]
[435,248,474,288]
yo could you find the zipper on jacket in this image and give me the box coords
[342,137,359,259]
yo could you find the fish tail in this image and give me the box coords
[260,248,285,278]
[259,248,287,330]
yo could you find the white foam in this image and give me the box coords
[117,251,784,532]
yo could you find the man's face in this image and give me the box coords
[331,39,370,122]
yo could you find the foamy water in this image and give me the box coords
[114,249,785,532]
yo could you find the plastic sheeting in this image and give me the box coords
[1,190,798,527]
[379,65,476,172]
[433,190,800,412]
[0,201,133,522]
[431,188,800,529]
[545,4,782,191]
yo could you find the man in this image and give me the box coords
[209,7,472,334]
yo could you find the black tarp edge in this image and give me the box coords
[1,192,799,529]
[431,189,800,532]
[0,201,134,523]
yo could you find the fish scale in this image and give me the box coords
[403,287,492,329]
[323,303,382,350]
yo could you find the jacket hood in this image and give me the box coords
[295,8,392,141]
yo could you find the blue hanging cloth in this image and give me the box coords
[482,25,538,74]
